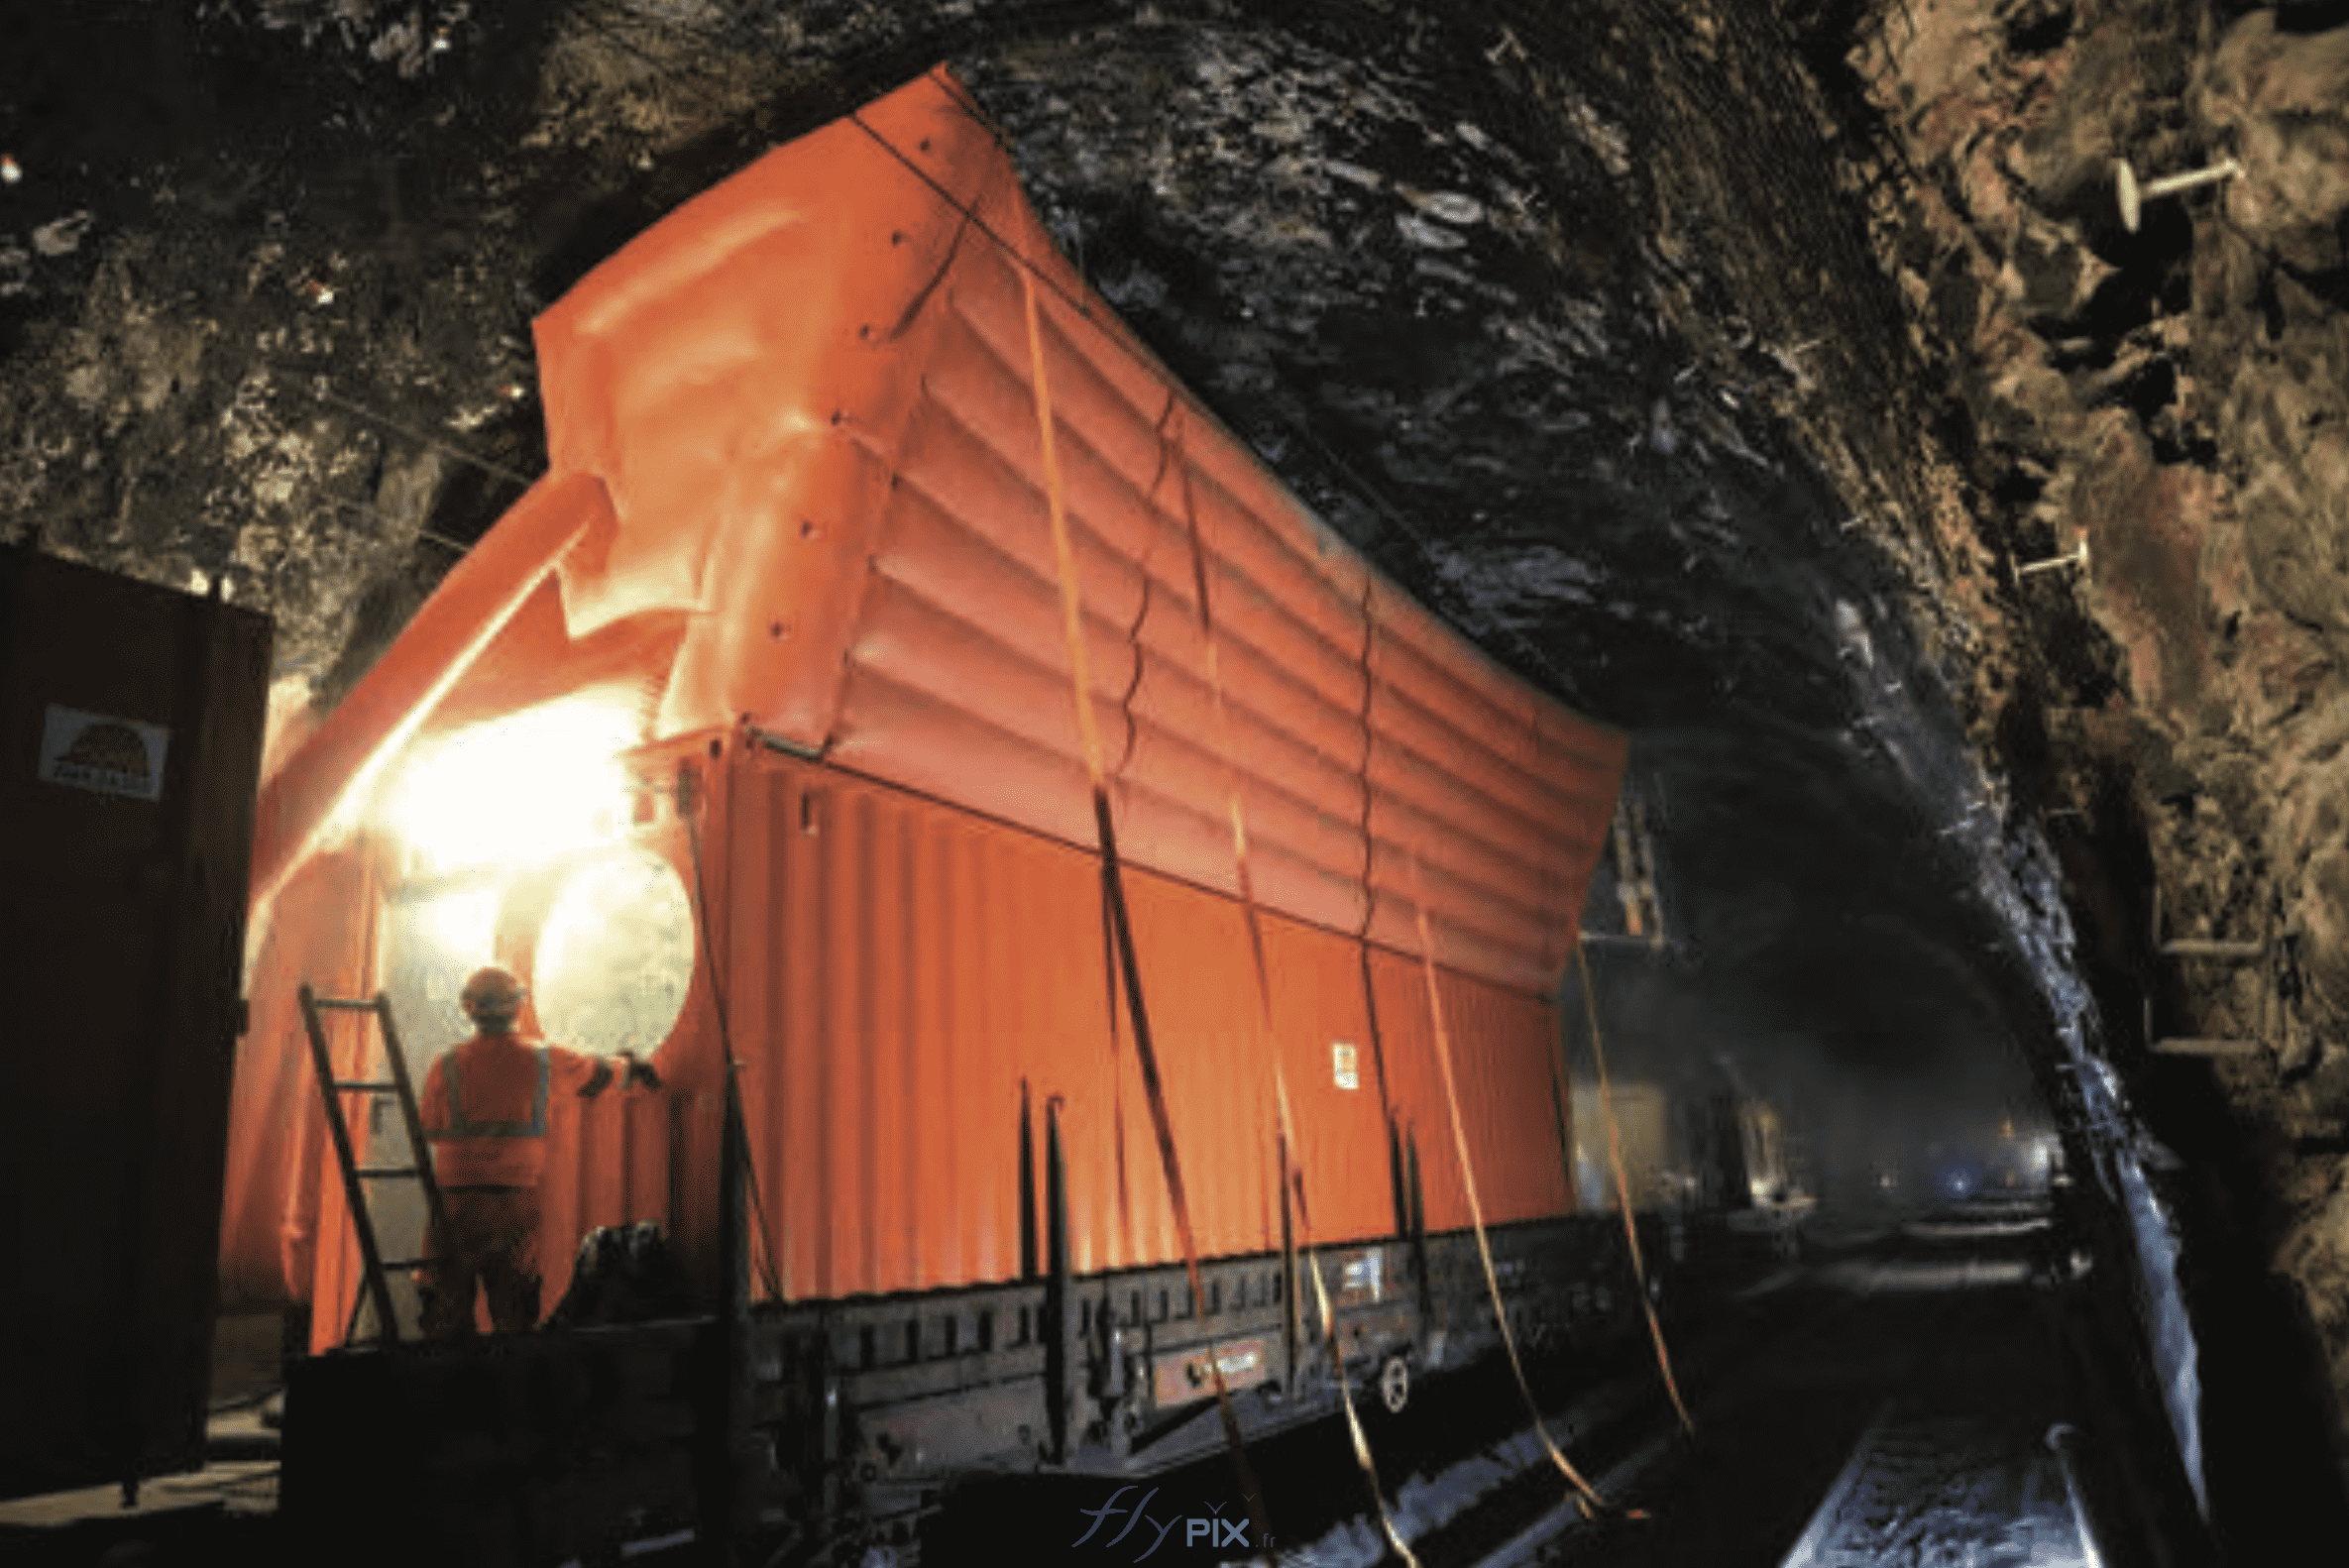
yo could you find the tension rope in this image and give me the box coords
[1405,848,1626,1519]
[1575,943,1695,1434]
[1021,271,1279,1564]
[1162,402,1422,1568]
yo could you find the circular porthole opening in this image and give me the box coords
[532,846,697,1057]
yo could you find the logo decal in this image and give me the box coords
[38,707,169,801]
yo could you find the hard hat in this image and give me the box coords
[460,965,527,1021]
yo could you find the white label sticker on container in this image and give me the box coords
[1332,1041,1359,1090]
[38,706,169,801]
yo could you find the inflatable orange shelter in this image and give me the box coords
[217,66,1628,1347]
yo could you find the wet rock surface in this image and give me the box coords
[11,0,2349,1549]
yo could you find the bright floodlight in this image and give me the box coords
[379,695,641,873]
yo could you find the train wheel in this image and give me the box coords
[1378,1353,1411,1415]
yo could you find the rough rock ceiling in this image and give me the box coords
[10,0,2349,1545]
[0,0,2046,1129]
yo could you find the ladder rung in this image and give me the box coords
[379,1258,431,1272]
[332,1079,398,1092]
[310,996,381,1012]
[357,1166,421,1179]
[2158,940,2264,959]
[2154,1038,2262,1058]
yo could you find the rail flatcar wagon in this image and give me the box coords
[228,67,1641,1565]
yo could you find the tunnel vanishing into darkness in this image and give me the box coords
[9,2,2349,1564]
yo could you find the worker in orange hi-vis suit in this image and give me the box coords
[416,964,664,1337]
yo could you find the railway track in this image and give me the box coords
[1773,1404,2094,1568]
[1184,1215,2072,1568]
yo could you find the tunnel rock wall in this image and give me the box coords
[1849,0,2349,1481]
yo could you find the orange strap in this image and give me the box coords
[1023,273,1278,1560]
[1406,847,1625,1518]
[1168,406,1419,1568]
[1577,943,1694,1433]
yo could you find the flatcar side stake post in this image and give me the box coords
[1280,1133,1299,1393]
[1047,1097,1074,1464]
[701,1057,750,1568]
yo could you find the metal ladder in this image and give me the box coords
[297,984,450,1344]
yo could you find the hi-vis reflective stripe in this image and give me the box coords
[427,1048,551,1141]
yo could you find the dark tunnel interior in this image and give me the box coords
[9,3,2349,1566]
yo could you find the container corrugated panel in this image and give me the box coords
[531,1069,678,1318]
[463,738,1447,1304]
[696,740,1451,1295]
[0,545,271,1503]
[704,741,1297,1294]
[1259,920,1403,1248]
[717,743,1097,1295]
[1364,948,1574,1235]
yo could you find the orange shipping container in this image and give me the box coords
[224,66,1627,1344]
